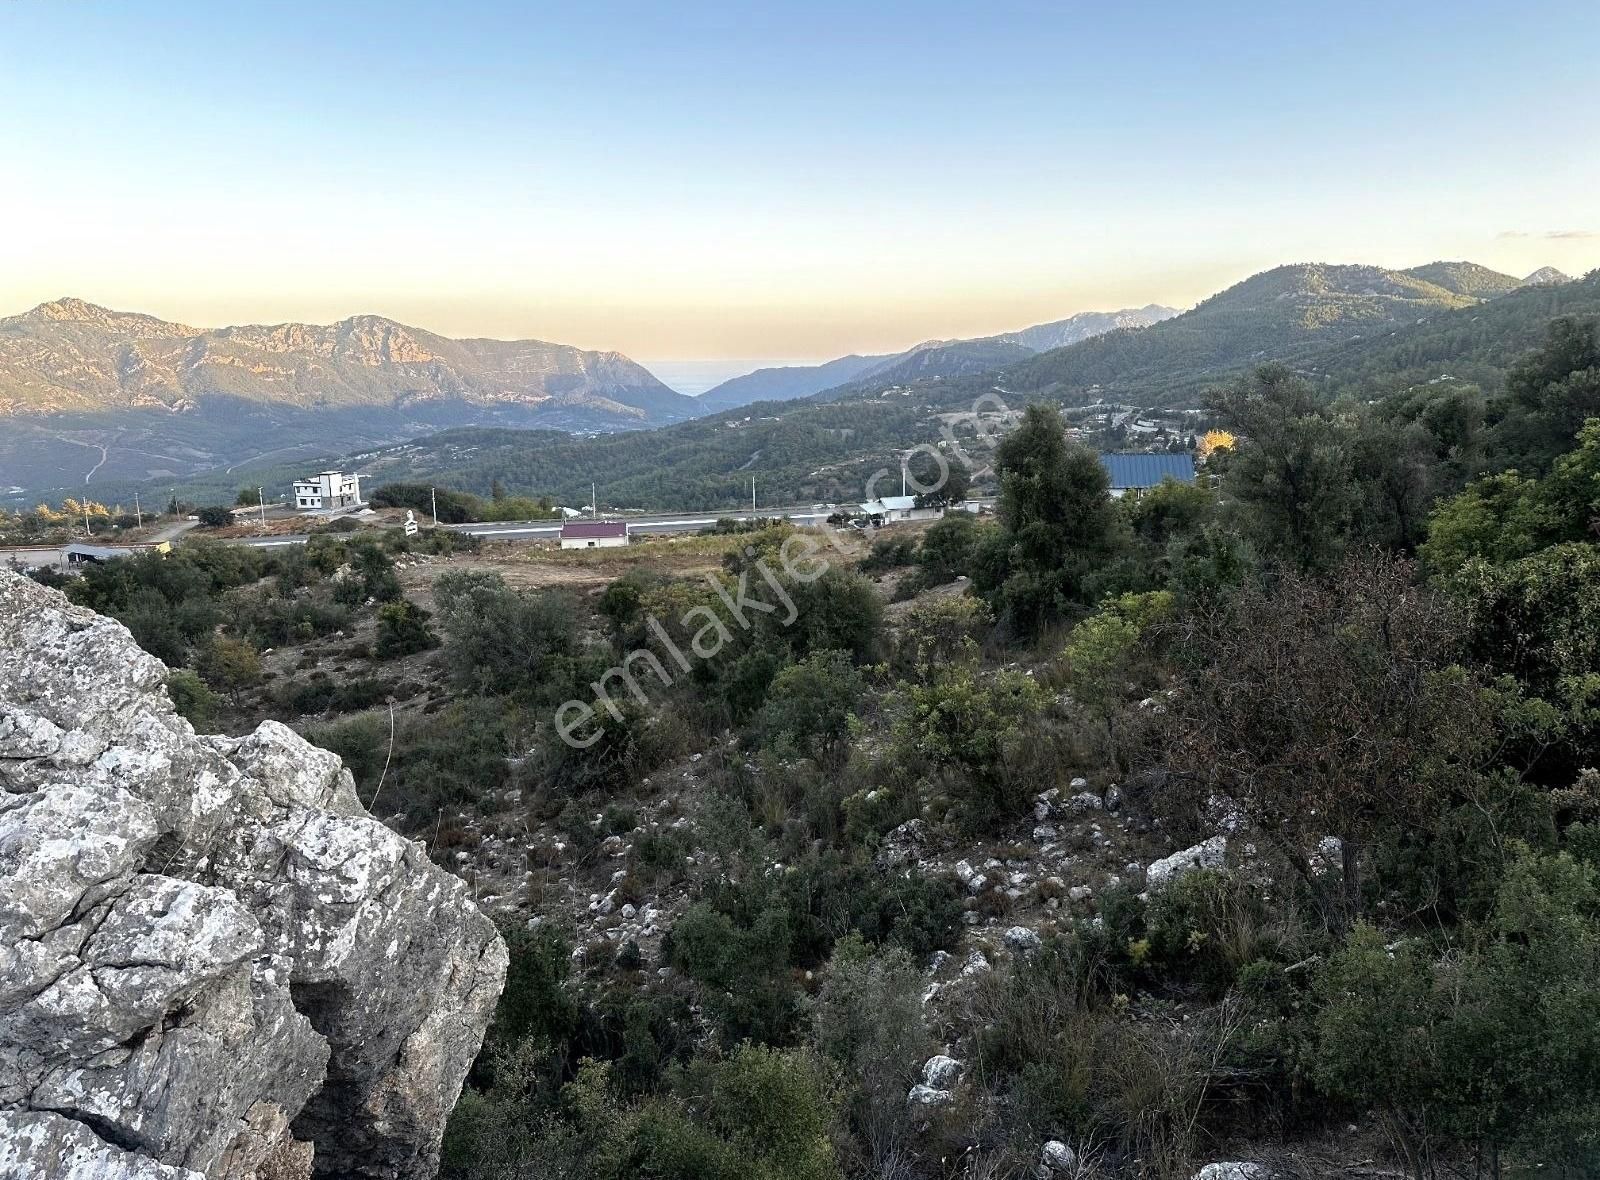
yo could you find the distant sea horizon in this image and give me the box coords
[639,358,825,397]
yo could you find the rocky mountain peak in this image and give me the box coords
[1521,266,1573,286]
[16,296,200,338]
[0,570,507,1179]
[28,295,115,321]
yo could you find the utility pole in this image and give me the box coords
[591,482,597,519]
[751,476,756,513]
[84,502,91,537]
[430,486,438,527]
[133,492,142,529]
[257,488,266,529]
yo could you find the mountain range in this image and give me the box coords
[693,305,1178,412]
[2,261,1582,501]
[0,297,1185,493]
[128,260,1592,515]
[0,298,693,420]
[1001,262,1572,404]
[0,299,704,491]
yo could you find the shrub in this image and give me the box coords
[751,649,863,765]
[915,512,989,585]
[375,597,438,659]
[892,593,992,675]
[859,535,917,572]
[890,668,1048,833]
[1313,849,1600,1174]
[166,669,220,730]
[196,635,261,701]
[434,569,589,703]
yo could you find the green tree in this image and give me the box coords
[1212,365,1356,571]
[914,512,988,586]
[196,504,234,527]
[975,404,1125,637]
[1498,316,1600,468]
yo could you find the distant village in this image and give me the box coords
[3,424,1232,573]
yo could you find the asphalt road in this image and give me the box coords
[225,505,844,548]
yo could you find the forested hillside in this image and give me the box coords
[168,268,1600,515]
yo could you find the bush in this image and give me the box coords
[1313,849,1600,1174]
[915,513,988,586]
[434,569,590,703]
[890,669,1048,833]
[1141,869,1299,997]
[751,649,863,765]
[195,635,261,701]
[859,535,918,572]
[375,597,438,659]
[166,669,220,730]
[892,593,991,675]
[309,698,511,824]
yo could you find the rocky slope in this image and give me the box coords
[0,298,696,495]
[0,570,507,1179]
[0,298,686,422]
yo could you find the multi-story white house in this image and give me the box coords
[293,471,363,512]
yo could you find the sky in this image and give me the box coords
[2,0,1598,383]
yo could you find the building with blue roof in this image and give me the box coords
[1098,452,1196,498]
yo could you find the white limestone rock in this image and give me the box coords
[0,571,508,1180]
[1146,836,1228,888]
[1041,1139,1078,1172]
[920,1054,961,1088]
[1004,926,1042,952]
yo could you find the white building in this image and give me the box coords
[859,494,944,525]
[293,471,363,512]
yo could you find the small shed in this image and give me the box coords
[560,520,629,550]
[859,494,944,525]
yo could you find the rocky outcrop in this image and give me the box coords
[0,571,507,1179]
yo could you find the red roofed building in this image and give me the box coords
[560,520,630,549]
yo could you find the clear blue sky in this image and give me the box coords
[2,0,1597,367]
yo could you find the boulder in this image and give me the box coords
[1004,926,1042,953]
[875,819,925,868]
[0,572,508,1180]
[1041,1139,1078,1172]
[1065,791,1103,816]
[919,1055,961,1088]
[1191,1165,1272,1180]
[1146,836,1228,888]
